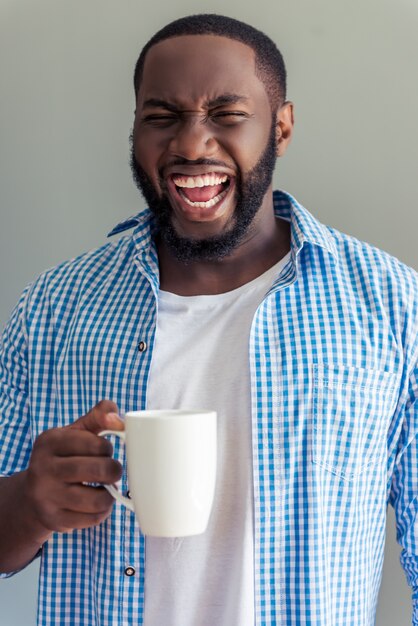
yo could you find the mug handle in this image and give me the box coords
[98,430,135,512]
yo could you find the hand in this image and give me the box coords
[23,400,124,538]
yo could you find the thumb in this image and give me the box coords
[69,400,125,433]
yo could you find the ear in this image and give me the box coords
[275,101,294,157]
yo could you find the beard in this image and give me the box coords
[129,123,277,263]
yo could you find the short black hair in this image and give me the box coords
[133,14,287,112]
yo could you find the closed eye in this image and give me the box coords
[211,111,250,125]
[142,114,178,126]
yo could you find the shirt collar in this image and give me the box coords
[108,208,156,254]
[107,189,338,260]
[272,190,338,260]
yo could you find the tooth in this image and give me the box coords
[173,173,230,189]
[179,187,228,208]
[173,173,232,189]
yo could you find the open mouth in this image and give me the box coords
[171,172,232,210]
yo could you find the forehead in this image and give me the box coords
[138,34,268,107]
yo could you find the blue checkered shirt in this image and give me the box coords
[1,191,418,625]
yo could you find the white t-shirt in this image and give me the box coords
[144,252,291,626]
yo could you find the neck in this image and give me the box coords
[157,209,291,296]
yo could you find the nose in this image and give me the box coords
[168,115,218,161]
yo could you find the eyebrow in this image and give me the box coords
[142,94,250,111]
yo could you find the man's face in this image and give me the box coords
[131,35,278,262]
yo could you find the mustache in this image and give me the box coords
[162,157,229,169]
[129,132,229,172]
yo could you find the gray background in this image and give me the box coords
[0,0,417,624]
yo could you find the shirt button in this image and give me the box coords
[138,341,147,353]
[124,566,135,577]
[126,490,131,499]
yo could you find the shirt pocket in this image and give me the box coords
[312,363,397,481]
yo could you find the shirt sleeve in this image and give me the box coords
[0,287,33,477]
[0,287,39,578]
[389,360,418,624]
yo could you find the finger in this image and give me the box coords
[54,456,123,485]
[35,428,115,458]
[70,400,125,434]
[60,484,116,514]
[54,508,114,532]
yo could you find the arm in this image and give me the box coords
[0,403,124,574]
[0,287,123,575]
[389,362,418,624]
[0,470,48,573]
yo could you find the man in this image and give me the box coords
[0,13,417,626]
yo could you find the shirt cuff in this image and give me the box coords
[0,547,41,578]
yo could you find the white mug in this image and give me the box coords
[100,410,217,537]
